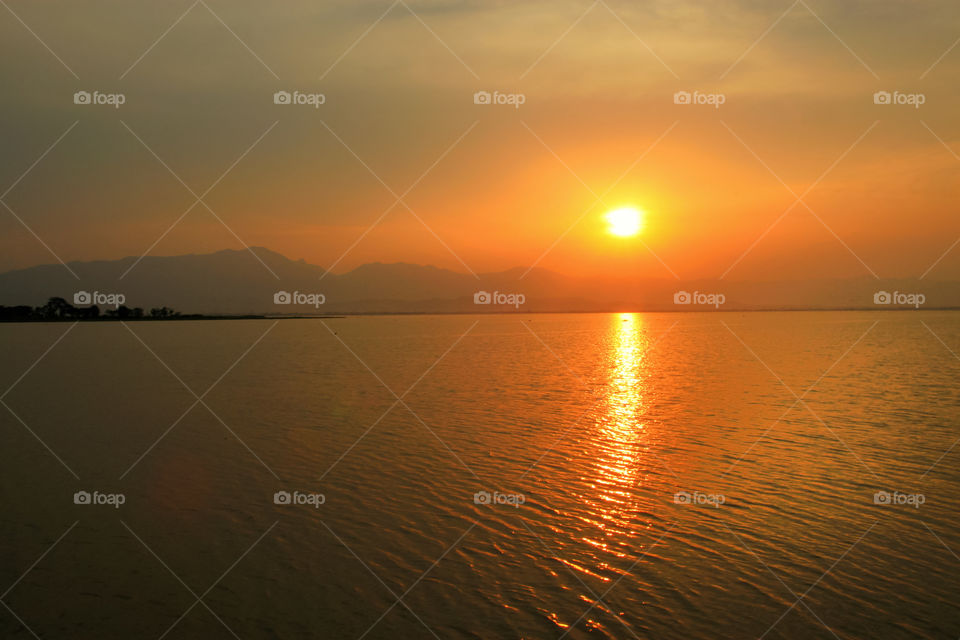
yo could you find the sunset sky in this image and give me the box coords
[1,0,958,281]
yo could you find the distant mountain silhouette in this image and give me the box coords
[0,247,957,314]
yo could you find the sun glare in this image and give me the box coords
[605,207,643,237]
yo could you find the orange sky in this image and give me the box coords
[0,0,958,281]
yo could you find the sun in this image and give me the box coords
[605,207,643,237]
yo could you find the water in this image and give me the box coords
[1,311,958,639]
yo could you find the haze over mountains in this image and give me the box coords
[0,248,955,315]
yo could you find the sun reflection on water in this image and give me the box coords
[579,313,656,558]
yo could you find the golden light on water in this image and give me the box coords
[607,313,646,431]
[580,313,652,549]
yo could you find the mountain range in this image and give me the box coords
[0,248,956,315]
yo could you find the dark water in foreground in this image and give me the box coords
[1,311,958,639]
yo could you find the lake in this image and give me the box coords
[1,311,958,639]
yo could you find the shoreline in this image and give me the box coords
[1,307,957,324]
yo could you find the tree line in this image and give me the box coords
[0,297,182,321]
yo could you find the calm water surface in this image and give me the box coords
[1,312,958,639]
